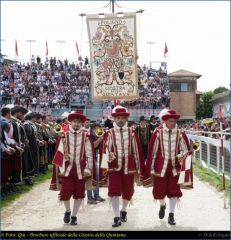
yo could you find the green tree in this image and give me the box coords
[196,91,214,119]
[213,86,229,95]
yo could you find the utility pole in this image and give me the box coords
[111,0,115,13]
[56,40,66,60]
[26,40,36,63]
[146,41,155,69]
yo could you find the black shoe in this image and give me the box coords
[63,211,71,223]
[120,211,127,222]
[42,165,47,174]
[168,213,176,225]
[3,187,10,196]
[87,199,97,204]
[112,217,121,227]
[1,189,6,198]
[28,178,34,185]
[25,179,33,185]
[7,185,14,194]
[13,185,22,193]
[95,197,106,202]
[159,204,166,219]
[70,216,77,225]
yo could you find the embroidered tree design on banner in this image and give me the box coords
[87,13,138,100]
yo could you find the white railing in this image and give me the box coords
[187,132,230,179]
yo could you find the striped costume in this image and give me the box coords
[52,127,94,200]
[144,123,192,199]
[104,123,144,200]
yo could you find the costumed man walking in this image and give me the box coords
[144,109,193,225]
[102,105,144,227]
[52,111,94,226]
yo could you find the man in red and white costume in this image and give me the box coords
[103,105,144,227]
[52,111,94,226]
[144,109,192,225]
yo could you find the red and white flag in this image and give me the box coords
[164,42,168,58]
[178,154,193,189]
[15,40,18,56]
[52,138,68,175]
[76,41,79,57]
[46,41,48,56]
[218,104,222,121]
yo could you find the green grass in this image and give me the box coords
[1,164,53,209]
[193,159,230,202]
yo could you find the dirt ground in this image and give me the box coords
[1,175,230,231]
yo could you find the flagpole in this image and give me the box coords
[218,104,226,209]
[111,0,119,107]
[15,40,16,62]
[220,120,227,209]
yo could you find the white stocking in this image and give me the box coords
[64,200,71,212]
[159,198,166,206]
[111,196,120,217]
[72,199,82,217]
[169,197,177,213]
[121,199,129,211]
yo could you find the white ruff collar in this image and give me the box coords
[163,123,178,134]
[69,126,82,134]
[113,122,128,131]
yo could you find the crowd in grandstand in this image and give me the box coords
[1,56,170,113]
[1,56,91,113]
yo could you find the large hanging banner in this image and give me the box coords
[86,13,138,100]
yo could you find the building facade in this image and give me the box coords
[168,69,202,120]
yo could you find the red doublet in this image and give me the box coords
[50,127,94,200]
[103,124,144,199]
[144,123,191,199]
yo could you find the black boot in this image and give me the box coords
[159,204,166,219]
[120,211,127,222]
[28,177,34,185]
[63,211,71,223]
[13,184,22,193]
[168,213,176,225]
[3,186,10,196]
[42,165,47,174]
[1,188,6,197]
[112,217,121,227]
[70,216,77,225]
[25,178,33,185]
[7,184,14,194]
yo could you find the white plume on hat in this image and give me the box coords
[4,104,15,109]
[25,110,32,117]
[158,108,169,122]
[60,111,69,119]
